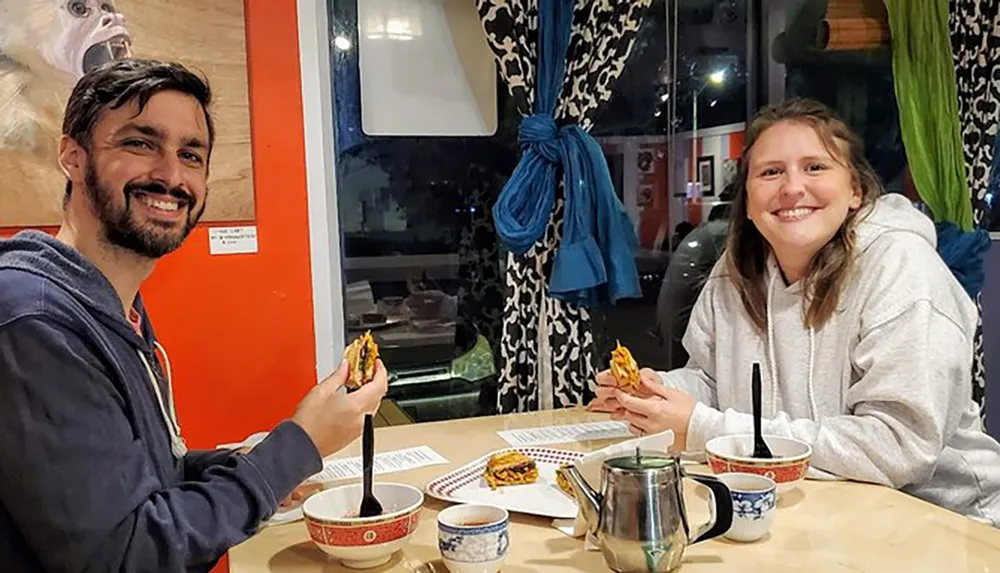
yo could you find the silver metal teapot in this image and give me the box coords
[557,451,733,573]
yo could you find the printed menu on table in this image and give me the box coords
[497,421,632,446]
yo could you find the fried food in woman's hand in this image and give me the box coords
[609,342,641,393]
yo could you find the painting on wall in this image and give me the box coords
[0,0,256,227]
[697,155,715,197]
[721,158,738,192]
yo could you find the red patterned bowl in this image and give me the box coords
[303,482,423,569]
[705,434,812,492]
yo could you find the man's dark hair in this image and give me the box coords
[61,59,215,198]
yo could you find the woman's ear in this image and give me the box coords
[849,182,863,210]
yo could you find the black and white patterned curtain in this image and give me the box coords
[475,0,650,413]
[949,0,1000,426]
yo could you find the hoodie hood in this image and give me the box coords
[0,229,143,344]
[855,193,936,253]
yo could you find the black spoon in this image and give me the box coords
[359,414,383,517]
[751,363,773,459]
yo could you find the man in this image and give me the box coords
[0,59,387,572]
[655,200,731,370]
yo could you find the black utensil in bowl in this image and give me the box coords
[358,414,383,517]
[751,363,774,459]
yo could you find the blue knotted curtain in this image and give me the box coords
[935,222,991,299]
[492,0,640,307]
[476,0,650,413]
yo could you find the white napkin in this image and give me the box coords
[806,466,845,481]
[552,430,675,550]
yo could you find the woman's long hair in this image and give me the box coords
[725,99,884,331]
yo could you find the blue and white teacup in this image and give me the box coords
[437,504,509,573]
[716,472,777,542]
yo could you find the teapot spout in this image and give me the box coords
[557,464,601,536]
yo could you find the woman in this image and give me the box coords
[590,99,1000,526]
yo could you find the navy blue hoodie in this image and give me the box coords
[0,230,322,572]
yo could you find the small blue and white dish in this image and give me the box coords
[437,503,509,573]
[716,472,777,542]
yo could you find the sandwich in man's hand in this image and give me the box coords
[343,330,379,389]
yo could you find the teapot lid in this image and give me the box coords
[604,452,677,472]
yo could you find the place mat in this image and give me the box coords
[497,421,632,446]
[311,445,448,483]
[219,432,449,484]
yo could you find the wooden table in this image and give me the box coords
[229,409,1000,572]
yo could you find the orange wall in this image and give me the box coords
[144,0,317,448]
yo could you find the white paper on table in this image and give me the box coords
[220,433,449,485]
[309,445,448,483]
[497,421,632,446]
[222,432,448,526]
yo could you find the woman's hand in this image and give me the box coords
[587,368,663,412]
[593,373,698,451]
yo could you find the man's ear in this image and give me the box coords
[58,135,86,183]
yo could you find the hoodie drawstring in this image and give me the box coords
[137,343,188,459]
[765,269,820,420]
[766,271,779,416]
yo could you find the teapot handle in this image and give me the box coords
[684,473,734,545]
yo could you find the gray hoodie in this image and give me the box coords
[662,193,1000,526]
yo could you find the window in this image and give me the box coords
[591,0,751,372]
[355,0,498,137]
[776,0,905,194]
[329,0,517,423]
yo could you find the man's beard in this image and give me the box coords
[84,163,206,259]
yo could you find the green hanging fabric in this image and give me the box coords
[883,0,973,231]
